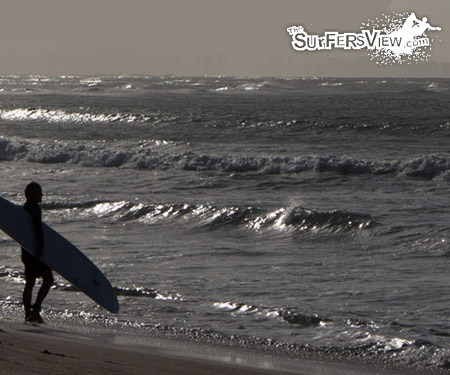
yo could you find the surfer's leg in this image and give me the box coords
[23,277,35,320]
[34,268,54,310]
[29,269,53,323]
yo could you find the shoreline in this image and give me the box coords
[0,320,447,375]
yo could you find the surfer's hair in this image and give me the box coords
[25,182,42,200]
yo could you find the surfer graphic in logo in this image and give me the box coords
[363,12,442,64]
[387,12,441,55]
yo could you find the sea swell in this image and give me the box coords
[1,136,450,179]
[39,199,375,235]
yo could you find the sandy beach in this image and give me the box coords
[0,320,447,375]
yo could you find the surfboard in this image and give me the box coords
[0,196,119,313]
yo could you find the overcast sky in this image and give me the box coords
[0,0,448,77]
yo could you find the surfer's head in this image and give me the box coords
[25,182,43,203]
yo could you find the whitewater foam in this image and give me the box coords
[1,136,449,179]
[0,108,153,124]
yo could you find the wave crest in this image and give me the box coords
[249,207,374,233]
[43,199,375,235]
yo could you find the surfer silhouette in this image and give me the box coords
[388,13,441,55]
[21,182,54,323]
[415,16,441,33]
[397,13,441,36]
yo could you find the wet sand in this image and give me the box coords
[0,321,446,375]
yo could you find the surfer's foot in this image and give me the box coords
[25,305,44,324]
[24,311,33,323]
[25,312,44,323]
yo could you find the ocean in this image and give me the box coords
[0,75,450,370]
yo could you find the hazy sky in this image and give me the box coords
[0,0,448,76]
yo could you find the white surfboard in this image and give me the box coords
[0,196,119,313]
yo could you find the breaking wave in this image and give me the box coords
[213,301,329,328]
[211,299,450,369]
[0,108,154,124]
[1,136,450,179]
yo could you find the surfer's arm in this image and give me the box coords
[426,24,441,31]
